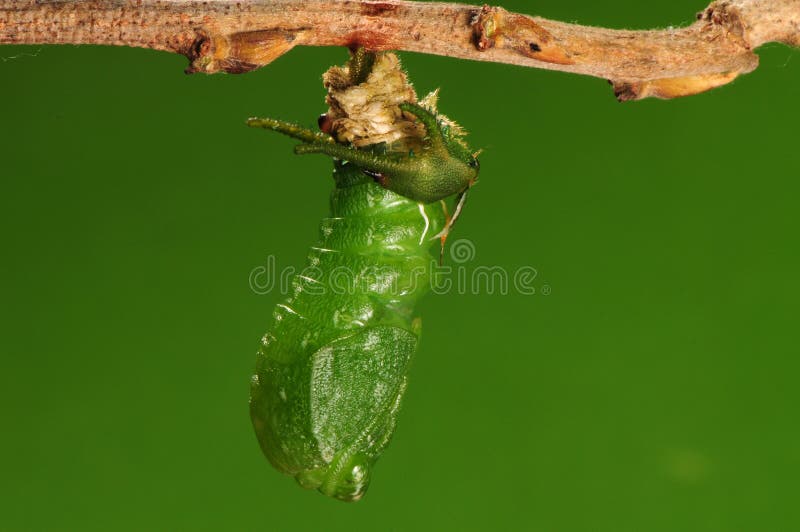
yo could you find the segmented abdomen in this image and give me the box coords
[250,163,444,500]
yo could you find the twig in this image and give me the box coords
[1,0,798,100]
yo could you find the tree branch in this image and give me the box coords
[1,0,798,100]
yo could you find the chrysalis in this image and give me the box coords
[248,52,479,501]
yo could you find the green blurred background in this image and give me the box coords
[2,0,799,530]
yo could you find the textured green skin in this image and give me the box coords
[249,161,445,501]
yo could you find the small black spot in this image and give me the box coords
[363,169,389,187]
[317,114,333,134]
[529,42,542,52]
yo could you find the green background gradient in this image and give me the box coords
[1,0,799,529]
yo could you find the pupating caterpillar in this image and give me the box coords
[248,51,479,502]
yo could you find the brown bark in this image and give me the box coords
[1,0,798,100]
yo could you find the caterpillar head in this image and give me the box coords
[248,51,480,205]
[248,102,479,205]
